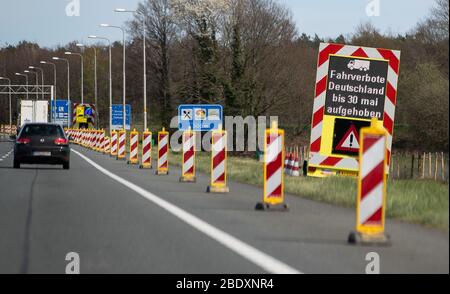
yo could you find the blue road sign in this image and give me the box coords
[51,100,71,127]
[112,104,131,130]
[178,104,223,131]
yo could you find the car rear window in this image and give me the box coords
[20,125,65,137]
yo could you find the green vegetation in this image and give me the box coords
[164,150,449,231]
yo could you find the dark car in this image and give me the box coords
[13,123,70,169]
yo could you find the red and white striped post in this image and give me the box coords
[140,130,152,169]
[287,148,294,176]
[86,130,90,148]
[88,130,92,149]
[110,130,118,157]
[156,128,169,175]
[180,129,196,182]
[92,130,97,150]
[256,121,287,211]
[349,118,390,245]
[81,130,86,147]
[96,130,104,152]
[99,130,106,153]
[89,130,95,149]
[94,130,99,151]
[82,130,87,147]
[128,129,139,165]
[207,126,229,193]
[117,129,126,160]
[284,147,291,175]
[73,129,77,144]
[80,130,84,146]
[84,130,89,148]
[79,129,83,145]
[104,136,110,154]
[292,147,300,177]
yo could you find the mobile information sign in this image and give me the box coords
[307,43,401,178]
[51,100,71,127]
[112,104,131,131]
[178,104,223,132]
[72,103,96,129]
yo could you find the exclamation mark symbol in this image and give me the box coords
[350,134,354,148]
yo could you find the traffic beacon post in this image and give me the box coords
[127,129,139,165]
[140,129,152,169]
[156,127,169,175]
[207,124,229,193]
[110,130,118,157]
[348,118,390,246]
[95,130,101,152]
[117,129,126,160]
[255,121,288,211]
[99,129,105,153]
[104,135,110,154]
[179,127,196,182]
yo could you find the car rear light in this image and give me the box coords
[17,138,31,144]
[54,138,69,145]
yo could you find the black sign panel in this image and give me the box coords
[325,55,388,120]
[332,118,370,157]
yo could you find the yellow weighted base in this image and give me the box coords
[155,170,169,175]
[206,186,229,193]
[348,231,391,246]
[179,176,196,183]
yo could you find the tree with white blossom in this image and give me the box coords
[170,0,232,103]
[170,0,231,35]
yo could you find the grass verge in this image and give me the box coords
[153,150,449,231]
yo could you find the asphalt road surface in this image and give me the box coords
[0,136,448,274]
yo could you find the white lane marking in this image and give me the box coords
[72,148,302,274]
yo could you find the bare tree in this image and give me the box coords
[129,0,177,127]
[224,0,297,117]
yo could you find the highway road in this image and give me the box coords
[0,136,448,274]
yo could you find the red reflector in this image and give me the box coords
[17,138,31,144]
[54,138,68,145]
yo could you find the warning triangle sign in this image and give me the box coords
[336,125,360,152]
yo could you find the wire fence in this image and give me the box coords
[389,151,449,182]
[284,145,449,182]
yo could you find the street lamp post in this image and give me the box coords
[65,51,84,104]
[78,43,99,128]
[0,77,12,129]
[15,73,29,100]
[40,61,57,122]
[93,46,98,128]
[115,8,147,131]
[24,70,39,100]
[29,66,44,100]
[15,73,29,125]
[89,35,112,133]
[52,57,71,127]
[101,23,127,131]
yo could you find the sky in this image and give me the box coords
[0,0,437,48]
